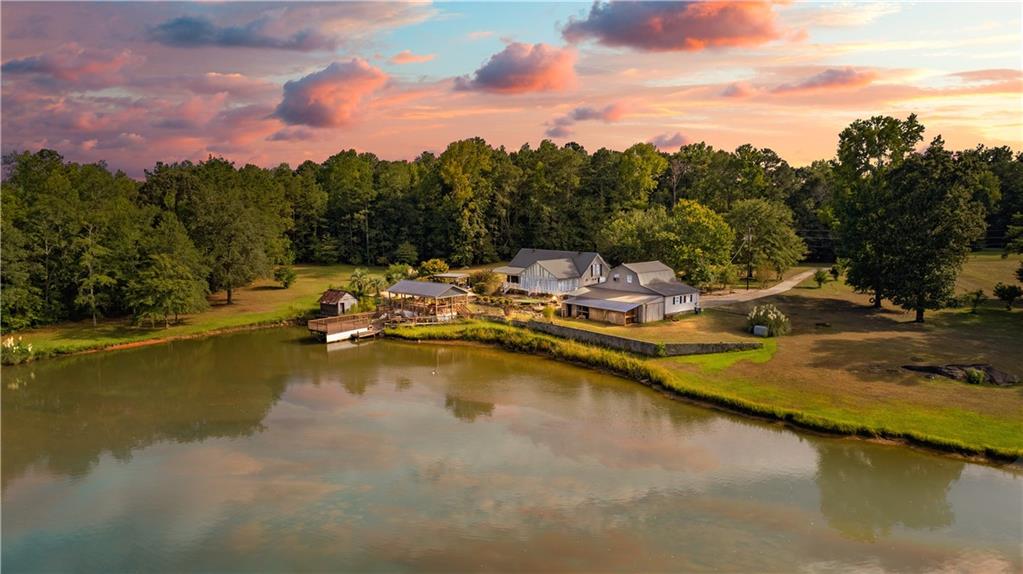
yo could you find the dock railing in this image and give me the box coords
[307,312,377,335]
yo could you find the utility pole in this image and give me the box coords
[745,226,753,291]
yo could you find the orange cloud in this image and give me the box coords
[390,50,435,65]
[274,59,388,127]
[455,43,576,94]
[563,1,785,52]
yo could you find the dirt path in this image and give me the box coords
[701,269,818,308]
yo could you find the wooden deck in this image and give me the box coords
[307,312,376,335]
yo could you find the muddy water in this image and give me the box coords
[2,328,1020,572]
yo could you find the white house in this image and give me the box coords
[494,248,609,294]
[562,261,699,324]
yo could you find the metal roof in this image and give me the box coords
[537,258,579,279]
[643,280,699,296]
[493,265,524,275]
[386,280,471,298]
[563,296,643,313]
[432,272,469,278]
[318,289,356,305]
[621,261,673,274]
[506,248,603,278]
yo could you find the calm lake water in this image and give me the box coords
[2,328,1020,573]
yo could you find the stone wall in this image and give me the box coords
[516,320,762,357]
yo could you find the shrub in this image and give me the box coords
[813,269,829,288]
[829,265,841,281]
[963,289,987,314]
[273,266,298,289]
[542,305,557,322]
[964,368,986,385]
[418,258,449,277]
[385,263,414,284]
[712,264,738,290]
[354,297,377,313]
[747,304,790,336]
[993,283,1022,310]
[1,336,34,365]
[468,269,501,295]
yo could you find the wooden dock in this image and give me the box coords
[308,312,378,343]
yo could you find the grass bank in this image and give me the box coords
[4,263,376,363]
[385,321,1022,461]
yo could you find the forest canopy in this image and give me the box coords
[2,115,1020,328]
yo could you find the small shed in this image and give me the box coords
[319,289,358,317]
[384,280,471,322]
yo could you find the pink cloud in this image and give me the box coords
[563,1,785,52]
[267,127,316,142]
[1,43,139,89]
[949,69,1023,83]
[722,82,754,98]
[390,50,435,65]
[274,59,388,127]
[455,42,575,94]
[771,67,877,94]
[546,102,626,137]
[648,131,691,151]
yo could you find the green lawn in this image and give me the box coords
[11,264,379,358]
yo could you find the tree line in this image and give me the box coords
[2,113,1020,329]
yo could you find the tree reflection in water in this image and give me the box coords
[815,442,964,541]
[444,394,495,422]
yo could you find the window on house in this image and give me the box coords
[613,273,619,282]
[626,275,633,284]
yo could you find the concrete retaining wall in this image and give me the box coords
[512,319,762,357]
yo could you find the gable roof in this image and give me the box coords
[319,289,356,305]
[564,289,662,312]
[643,280,699,296]
[506,248,604,278]
[387,280,471,299]
[620,261,676,284]
[537,258,580,279]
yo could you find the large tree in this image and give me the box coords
[668,200,735,287]
[595,200,734,288]
[727,199,807,285]
[885,138,988,322]
[834,114,925,307]
[185,158,290,304]
[127,214,209,326]
[595,206,675,265]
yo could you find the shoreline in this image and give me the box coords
[3,317,308,364]
[384,322,1023,465]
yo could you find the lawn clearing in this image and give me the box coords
[13,264,379,358]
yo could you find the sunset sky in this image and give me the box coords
[2,1,1021,176]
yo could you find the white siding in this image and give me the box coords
[518,264,579,294]
[664,293,700,315]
